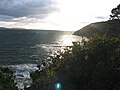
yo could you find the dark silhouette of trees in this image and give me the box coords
[110,4,120,20]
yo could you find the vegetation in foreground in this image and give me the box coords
[0,35,120,90]
[1,4,120,89]
[0,67,17,90]
[25,35,120,90]
[26,4,120,90]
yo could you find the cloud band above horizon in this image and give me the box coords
[0,0,119,31]
[0,0,57,19]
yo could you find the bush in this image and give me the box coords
[28,35,120,90]
[0,67,17,90]
[57,35,120,90]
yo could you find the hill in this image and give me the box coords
[73,19,120,36]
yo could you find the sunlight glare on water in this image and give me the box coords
[59,35,82,46]
[61,35,72,46]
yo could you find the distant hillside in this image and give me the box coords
[73,19,120,36]
[0,27,68,32]
[0,27,27,31]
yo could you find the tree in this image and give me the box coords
[110,4,120,20]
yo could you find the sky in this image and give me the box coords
[0,0,119,31]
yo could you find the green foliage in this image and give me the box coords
[57,35,120,90]
[26,65,57,90]
[27,35,120,90]
[0,67,17,90]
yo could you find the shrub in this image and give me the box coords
[0,67,17,90]
[28,35,120,90]
[58,35,120,90]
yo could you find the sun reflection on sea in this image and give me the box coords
[59,35,82,46]
[61,35,72,46]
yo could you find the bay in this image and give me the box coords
[0,30,81,65]
[0,30,82,89]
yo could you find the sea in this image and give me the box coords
[0,30,81,89]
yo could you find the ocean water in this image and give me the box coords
[0,30,81,89]
[0,30,81,65]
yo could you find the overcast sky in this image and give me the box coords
[0,0,119,31]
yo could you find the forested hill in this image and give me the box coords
[73,19,120,36]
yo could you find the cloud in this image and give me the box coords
[0,15,13,21]
[95,16,108,20]
[0,0,57,18]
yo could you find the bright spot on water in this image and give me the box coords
[61,35,73,46]
[59,35,83,46]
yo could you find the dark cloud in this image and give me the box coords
[0,0,57,19]
[0,15,13,21]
